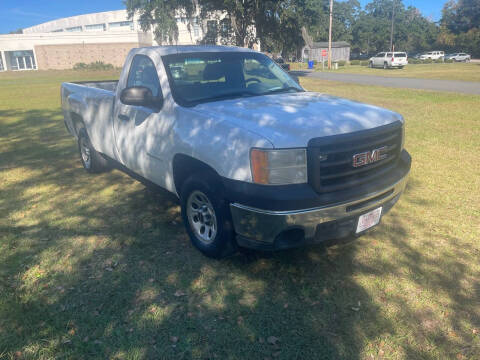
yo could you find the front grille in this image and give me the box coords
[308,121,403,193]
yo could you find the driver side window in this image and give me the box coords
[127,55,162,98]
[243,59,283,88]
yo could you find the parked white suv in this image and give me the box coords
[369,52,408,69]
[420,51,444,61]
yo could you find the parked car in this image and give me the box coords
[369,52,408,69]
[408,53,422,59]
[445,53,471,62]
[61,46,411,258]
[274,57,291,71]
[420,51,444,60]
[350,52,370,60]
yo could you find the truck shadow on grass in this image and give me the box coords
[0,109,478,359]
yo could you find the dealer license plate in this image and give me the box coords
[356,207,382,233]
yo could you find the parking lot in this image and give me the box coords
[0,69,479,359]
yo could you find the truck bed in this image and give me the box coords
[71,80,118,92]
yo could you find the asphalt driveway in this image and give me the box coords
[292,71,480,95]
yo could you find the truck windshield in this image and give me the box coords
[162,52,303,106]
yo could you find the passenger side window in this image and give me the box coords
[127,55,162,98]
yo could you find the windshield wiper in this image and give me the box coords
[264,86,303,95]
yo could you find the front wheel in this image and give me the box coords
[369,61,373,68]
[383,62,388,69]
[180,174,237,258]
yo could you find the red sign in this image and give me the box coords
[322,49,327,57]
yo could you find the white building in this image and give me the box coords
[0,9,254,71]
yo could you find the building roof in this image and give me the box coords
[309,41,350,49]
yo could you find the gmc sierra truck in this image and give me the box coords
[61,46,411,258]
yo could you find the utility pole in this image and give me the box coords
[328,0,333,69]
[390,0,395,52]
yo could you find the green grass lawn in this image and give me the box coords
[291,62,480,82]
[0,70,479,360]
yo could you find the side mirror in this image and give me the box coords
[290,74,300,84]
[120,86,162,109]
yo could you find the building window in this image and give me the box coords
[220,18,231,38]
[193,25,200,37]
[65,26,82,32]
[6,50,37,71]
[85,23,106,31]
[51,29,63,32]
[204,20,218,44]
[109,21,134,31]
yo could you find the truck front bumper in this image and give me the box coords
[229,151,411,251]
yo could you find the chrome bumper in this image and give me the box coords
[230,173,409,247]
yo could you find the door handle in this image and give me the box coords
[118,114,130,121]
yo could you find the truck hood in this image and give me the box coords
[191,92,403,148]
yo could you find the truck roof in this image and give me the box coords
[135,45,256,56]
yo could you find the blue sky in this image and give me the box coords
[0,0,444,34]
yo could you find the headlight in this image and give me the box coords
[250,148,307,185]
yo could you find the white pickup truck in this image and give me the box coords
[61,46,411,258]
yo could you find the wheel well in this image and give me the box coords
[172,154,220,194]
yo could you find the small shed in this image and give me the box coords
[302,41,350,63]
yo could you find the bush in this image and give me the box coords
[408,58,421,64]
[435,58,444,64]
[360,60,369,66]
[445,58,454,63]
[73,61,114,71]
[350,60,360,65]
[423,58,433,64]
[73,62,88,70]
[337,60,346,67]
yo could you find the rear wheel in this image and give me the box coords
[180,174,237,258]
[77,128,109,173]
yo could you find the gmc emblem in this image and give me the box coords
[353,146,388,167]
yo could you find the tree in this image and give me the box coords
[351,0,438,54]
[439,0,480,57]
[125,0,197,44]
[196,0,263,47]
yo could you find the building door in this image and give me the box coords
[113,54,163,176]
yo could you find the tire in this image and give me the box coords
[180,173,237,258]
[383,62,388,69]
[369,61,373,68]
[399,66,404,69]
[77,128,109,173]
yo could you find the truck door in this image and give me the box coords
[113,54,163,175]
